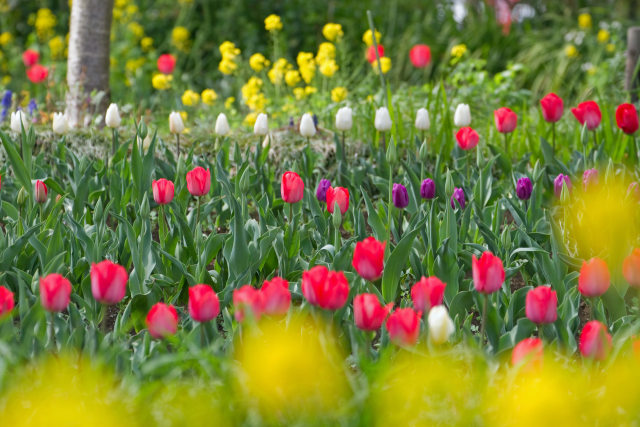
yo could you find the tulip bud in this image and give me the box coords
[301,265,349,310]
[415,108,430,131]
[188,284,220,323]
[261,277,291,316]
[152,178,175,205]
[10,110,29,133]
[385,138,397,164]
[456,127,479,150]
[169,111,184,134]
[540,93,564,123]
[450,187,465,210]
[52,112,68,134]
[454,103,471,127]
[472,251,505,294]
[411,276,446,313]
[578,257,610,297]
[419,141,429,162]
[326,186,349,215]
[374,107,392,132]
[254,113,268,135]
[615,103,639,135]
[233,285,263,322]
[392,183,409,209]
[554,174,572,199]
[494,107,518,134]
[0,285,15,319]
[138,121,148,140]
[582,168,599,191]
[512,337,543,368]
[352,237,386,281]
[571,100,602,131]
[386,308,421,346]
[579,320,612,361]
[623,248,640,288]
[335,106,353,132]
[17,187,27,207]
[420,178,436,200]
[186,167,211,197]
[516,177,533,200]
[91,260,128,305]
[105,103,121,128]
[353,293,393,331]
[316,179,331,203]
[146,302,179,339]
[428,305,455,344]
[281,171,304,204]
[35,180,48,204]
[39,273,72,312]
[215,113,230,136]
[300,113,316,137]
[525,285,557,324]
[332,205,342,229]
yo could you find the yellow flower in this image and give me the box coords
[606,43,615,53]
[141,36,153,51]
[182,89,200,106]
[48,35,65,60]
[126,4,138,16]
[244,112,258,127]
[451,44,467,59]
[0,32,12,47]
[372,57,391,74]
[180,111,188,122]
[565,44,578,58]
[201,89,218,105]
[128,22,144,39]
[264,14,283,32]
[316,42,336,64]
[219,58,238,75]
[285,69,301,87]
[304,86,317,95]
[172,26,190,52]
[322,23,343,42]
[268,58,291,85]
[597,28,610,43]
[249,53,270,72]
[578,13,592,29]
[319,59,339,77]
[151,73,172,90]
[297,52,316,84]
[225,97,235,109]
[293,87,306,100]
[219,41,241,59]
[2,75,11,85]
[362,29,381,46]
[125,58,145,74]
[34,8,57,41]
[331,86,348,103]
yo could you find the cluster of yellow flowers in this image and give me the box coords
[331,87,348,103]
[296,52,315,84]
[578,12,592,30]
[451,43,467,59]
[293,86,317,101]
[219,41,241,75]
[268,58,291,85]
[316,42,338,77]
[322,23,343,42]
[33,8,56,41]
[242,76,266,112]
[172,26,191,53]
[179,88,218,107]
[0,32,12,47]
[264,14,283,32]
[152,74,172,90]
[363,29,391,74]
[113,0,139,23]
[249,53,270,72]
[48,35,66,60]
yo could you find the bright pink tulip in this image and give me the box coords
[233,285,263,322]
[352,237,386,281]
[623,248,640,288]
[90,260,128,305]
[386,308,421,346]
[409,44,431,68]
[411,276,446,313]
[578,257,610,297]
[35,180,48,203]
[261,277,291,316]
[301,265,349,310]
[353,293,393,331]
[511,337,543,367]
[186,167,211,197]
[152,179,174,205]
[366,45,384,63]
[326,186,349,215]
[472,251,505,294]
[281,171,304,203]
[0,285,14,318]
[456,127,479,150]
[615,103,639,135]
[579,320,612,361]
[525,285,557,324]
[146,302,178,339]
[539,93,564,123]
[40,273,71,312]
[571,101,602,130]
[22,49,40,67]
[494,107,517,133]
[188,284,220,323]
[26,65,48,83]
[157,53,177,74]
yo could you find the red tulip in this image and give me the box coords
[261,277,291,316]
[472,251,505,294]
[525,285,557,324]
[579,320,612,361]
[0,285,14,318]
[26,65,48,84]
[456,127,479,150]
[39,273,72,312]
[578,257,610,297]
[233,285,263,322]
[409,44,431,68]
[146,302,179,339]
[188,284,220,323]
[281,171,304,204]
[152,179,175,205]
[386,308,421,346]
[326,186,349,215]
[615,103,639,135]
[90,260,128,305]
[35,180,48,203]
[366,44,384,63]
[494,107,517,133]
[301,265,349,310]
[157,53,177,74]
[186,166,211,197]
[623,248,640,288]
[539,93,564,123]
[353,293,393,331]
[511,337,543,368]
[411,276,446,313]
[22,49,39,67]
[352,237,386,281]
[571,101,602,130]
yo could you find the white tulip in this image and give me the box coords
[254,113,268,136]
[169,111,184,134]
[215,113,230,136]
[415,108,430,131]
[10,111,29,133]
[299,113,316,137]
[105,103,121,128]
[335,106,353,132]
[453,103,471,127]
[374,107,392,132]
[52,112,69,134]
[428,305,455,344]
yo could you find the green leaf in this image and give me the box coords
[381,218,425,302]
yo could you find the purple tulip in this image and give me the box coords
[316,179,331,202]
[420,178,436,200]
[450,187,465,209]
[582,169,598,191]
[392,183,409,209]
[516,177,533,200]
[554,174,572,198]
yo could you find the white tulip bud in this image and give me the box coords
[215,113,230,136]
[415,108,430,131]
[254,113,268,136]
[374,107,392,132]
[299,113,316,137]
[335,106,353,132]
[169,111,184,134]
[52,112,69,134]
[453,103,471,127]
[10,111,29,133]
[428,305,455,344]
[105,103,121,128]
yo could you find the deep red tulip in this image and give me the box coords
[281,171,304,203]
[26,65,48,83]
[615,103,639,135]
[157,53,177,74]
[39,273,72,312]
[353,293,393,331]
[90,260,128,305]
[472,251,505,294]
[146,302,178,339]
[366,44,384,64]
[186,166,211,197]
[578,257,610,297]
[411,276,446,313]
[152,179,175,205]
[494,107,518,133]
[35,180,48,203]
[352,237,386,281]
[261,277,291,316]
[188,284,220,323]
[571,101,601,130]
[386,308,422,346]
[456,127,479,150]
[0,285,14,318]
[233,285,263,322]
[22,49,39,67]
[301,265,349,310]
[409,44,431,68]
[326,186,349,215]
[579,320,612,361]
[623,248,640,288]
[525,285,557,324]
[539,93,564,123]
[511,337,543,368]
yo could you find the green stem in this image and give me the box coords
[503,132,509,157]
[200,324,207,347]
[176,133,181,158]
[479,294,488,345]
[387,166,393,254]
[159,205,167,246]
[334,223,341,252]
[49,312,57,353]
[552,121,556,156]
[111,128,118,156]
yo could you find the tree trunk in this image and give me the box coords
[65,0,114,128]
